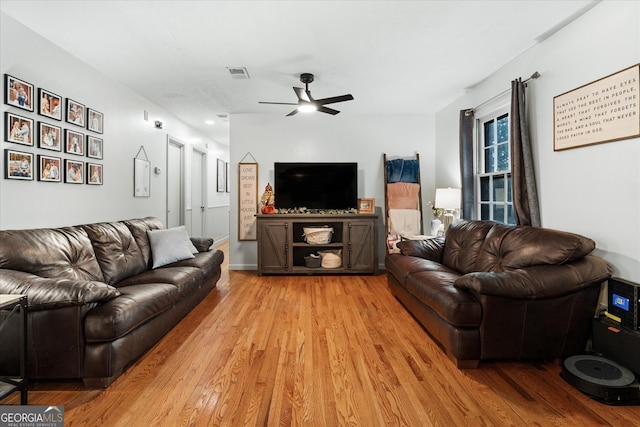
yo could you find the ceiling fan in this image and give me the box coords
[259,73,354,116]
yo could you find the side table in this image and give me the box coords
[0,294,28,405]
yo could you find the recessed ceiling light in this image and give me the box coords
[205,120,215,125]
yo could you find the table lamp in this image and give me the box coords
[435,188,461,233]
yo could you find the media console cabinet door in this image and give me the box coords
[238,162,258,240]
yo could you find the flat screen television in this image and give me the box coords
[274,162,358,210]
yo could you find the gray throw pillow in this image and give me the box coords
[147,226,196,268]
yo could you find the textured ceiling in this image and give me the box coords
[0,0,599,144]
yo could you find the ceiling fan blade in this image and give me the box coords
[258,101,298,105]
[293,87,312,103]
[286,109,299,117]
[314,94,354,105]
[318,106,340,115]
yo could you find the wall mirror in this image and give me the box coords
[134,146,150,197]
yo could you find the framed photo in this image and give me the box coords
[64,129,84,155]
[87,162,103,185]
[37,122,62,151]
[217,158,225,192]
[4,149,34,180]
[87,108,103,134]
[358,198,375,214]
[4,74,34,112]
[37,155,61,182]
[64,159,84,184]
[66,98,86,127]
[87,136,103,159]
[38,88,62,121]
[5,112,34,146]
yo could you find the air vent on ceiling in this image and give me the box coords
[227,67,250,79]
[216,113,229,121]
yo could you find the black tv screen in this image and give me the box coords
[274,162,358,210]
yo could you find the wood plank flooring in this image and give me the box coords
[2,241,639,426]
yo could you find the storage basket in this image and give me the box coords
[302,226,333,245]
[319,250,342,269]
[304,254,321,268]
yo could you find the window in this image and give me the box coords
[476,109,515,224]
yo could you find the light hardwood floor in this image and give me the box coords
[3,241,639,426]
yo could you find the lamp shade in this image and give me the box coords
[435,188,461,210]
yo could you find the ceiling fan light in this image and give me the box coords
[298,102,317,113]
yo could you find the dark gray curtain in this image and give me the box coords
[510,78,541,227]
[459,109,475,220]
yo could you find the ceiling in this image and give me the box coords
[1,1,599,145]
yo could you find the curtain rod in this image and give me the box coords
[466,71,540,115]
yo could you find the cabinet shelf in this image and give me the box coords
[291,242,343,248]
[257,213,378,276]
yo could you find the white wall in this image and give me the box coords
[229,113,436,270]
[435,1,640,282]
[1,13,229,242]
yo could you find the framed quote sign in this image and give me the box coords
[238,162,258,241]
[554,64,639,151]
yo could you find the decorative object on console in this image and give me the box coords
[435,187,461,233]
[260,182,275,214]
[358,198,375,214]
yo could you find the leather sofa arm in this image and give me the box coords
[0,269,120,311]
[396,237,445,261]
[190,237,214,252]
[454,256,611,300]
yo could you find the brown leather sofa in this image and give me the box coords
[385,219,611,368]
[0,217,224,387]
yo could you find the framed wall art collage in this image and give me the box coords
[3,73,104,185]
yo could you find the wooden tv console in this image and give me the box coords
[256,213,378,276]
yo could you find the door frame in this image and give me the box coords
[166,136,185,227]
[191,145,208,236]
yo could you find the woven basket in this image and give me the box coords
[302,226,333,245]
[319,250,342,268]
[304,254,321,268]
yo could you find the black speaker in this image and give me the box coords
[608,277,640,330]
[593,318,640,375]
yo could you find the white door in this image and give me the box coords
[191,148,206,237]
[167,138,184,228]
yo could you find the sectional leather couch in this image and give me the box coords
[385,219,611,368]
[0,217,223,387]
